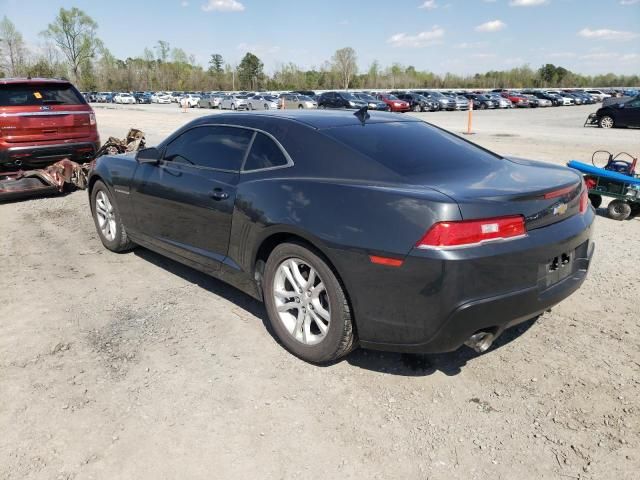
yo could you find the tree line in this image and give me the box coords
[1,9,637,92]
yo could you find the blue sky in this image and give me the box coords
[2,0,639,75]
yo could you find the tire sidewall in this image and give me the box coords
[90,181,127,251]
[608,200,631,220]
[263,243,348,363]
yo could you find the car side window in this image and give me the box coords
[627,100,640,108]
[243,132,289,171]
[163,126,253,171]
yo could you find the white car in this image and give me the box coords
[585,90,611,102]
[219,95,249,110]
[179,94,201,108]
[246,95,279,110]
[114,93,136,104]
[151,92,172,104]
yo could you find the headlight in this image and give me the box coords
[393,102,401,106]
[348,101,356,107]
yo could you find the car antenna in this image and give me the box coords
[354,106,370,126]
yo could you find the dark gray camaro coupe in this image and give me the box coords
[88,110,594,363]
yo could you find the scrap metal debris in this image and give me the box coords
[0,129,145,202]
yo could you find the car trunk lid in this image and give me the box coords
[419,156,583,230]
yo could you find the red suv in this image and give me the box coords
[0,78,99,170]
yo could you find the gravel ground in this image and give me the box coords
[1,104,638,480]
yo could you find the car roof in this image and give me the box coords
[193,110,421,129]
[0,77,72,85]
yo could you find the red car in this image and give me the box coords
[0,78,99,170]
[501,91,530,108]
[375,94,411,112]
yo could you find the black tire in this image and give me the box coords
[298,104,304,109]
[263,242,356,363]
[588,194,602,209]
[90,180,135,252]
[607,199,631,221]
[231,103,236,110]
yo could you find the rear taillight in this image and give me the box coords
[416,215,526,249]
[579,185,589,214]
[89,113,96,125]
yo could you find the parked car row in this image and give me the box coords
[81,87,637,115]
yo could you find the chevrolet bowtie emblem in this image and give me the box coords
[553,203,568,216]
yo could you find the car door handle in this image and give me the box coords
[211,188,229,200]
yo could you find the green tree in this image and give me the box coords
[208,53,224,74]
[42,8,102,84]
[237,52,264,90]
[331,47,357,89]
[0,16,26,76]
[155,40,170,62]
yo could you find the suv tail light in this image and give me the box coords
[416,216,526,249]
[89,113,96,126]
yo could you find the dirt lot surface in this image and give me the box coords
[1,104,638,480]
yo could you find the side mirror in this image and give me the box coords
[136,147,160,164]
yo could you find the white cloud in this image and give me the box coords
[620,53,639,61]
[201,0,245,12]
[387,26,445,47]
[620,0,639,4]
[419,0,438,9]
[509,0,549,6]
[236,43,280,55]
[578,28,639,41]
[455,41,487,49]
[475,20,506,32]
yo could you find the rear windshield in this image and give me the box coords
[0,83,86,107]
[323,121,503,176]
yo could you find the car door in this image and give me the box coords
[619,98,640,126]
[130,125,254,271]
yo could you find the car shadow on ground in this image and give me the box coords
[134,247,537,377]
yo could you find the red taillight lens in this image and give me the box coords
[579,186,589,214]
[416,216,526,249]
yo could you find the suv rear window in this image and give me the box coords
[0,83,86,107]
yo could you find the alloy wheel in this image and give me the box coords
[273,257,330,345]
[95,191,116,241]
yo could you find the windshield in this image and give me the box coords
[340,93,357,100]
[0,83,86,106]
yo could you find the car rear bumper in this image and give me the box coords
[0,140,100,169]
[335,209,595,354]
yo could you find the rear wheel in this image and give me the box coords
[607,199,631,221]
[263,242,356,363]
[91,181,135,252]
[298,104,304,109]
[588,194,602,209]
[600,116,614,128]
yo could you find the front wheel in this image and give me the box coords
[608,200,631,221]
[588,194,603,209]
[231,103,236,110]
[599,116,614,128]
[90,181,135,252]
[263,242,356,363]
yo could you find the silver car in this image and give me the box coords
[280,94,318,109]
[247,95,279,110]
[219,95,249,110]
[198,94,223,109]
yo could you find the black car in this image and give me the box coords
[292,90,318,101]
[134,92,152,104]
[462,93,496,110]
[88,110,594,363]
[351,92,389,111]
[390,92,433,112]
[593,95,640,128]
[317,91,367,109]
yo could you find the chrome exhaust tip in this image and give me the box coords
[464,331,495,353]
